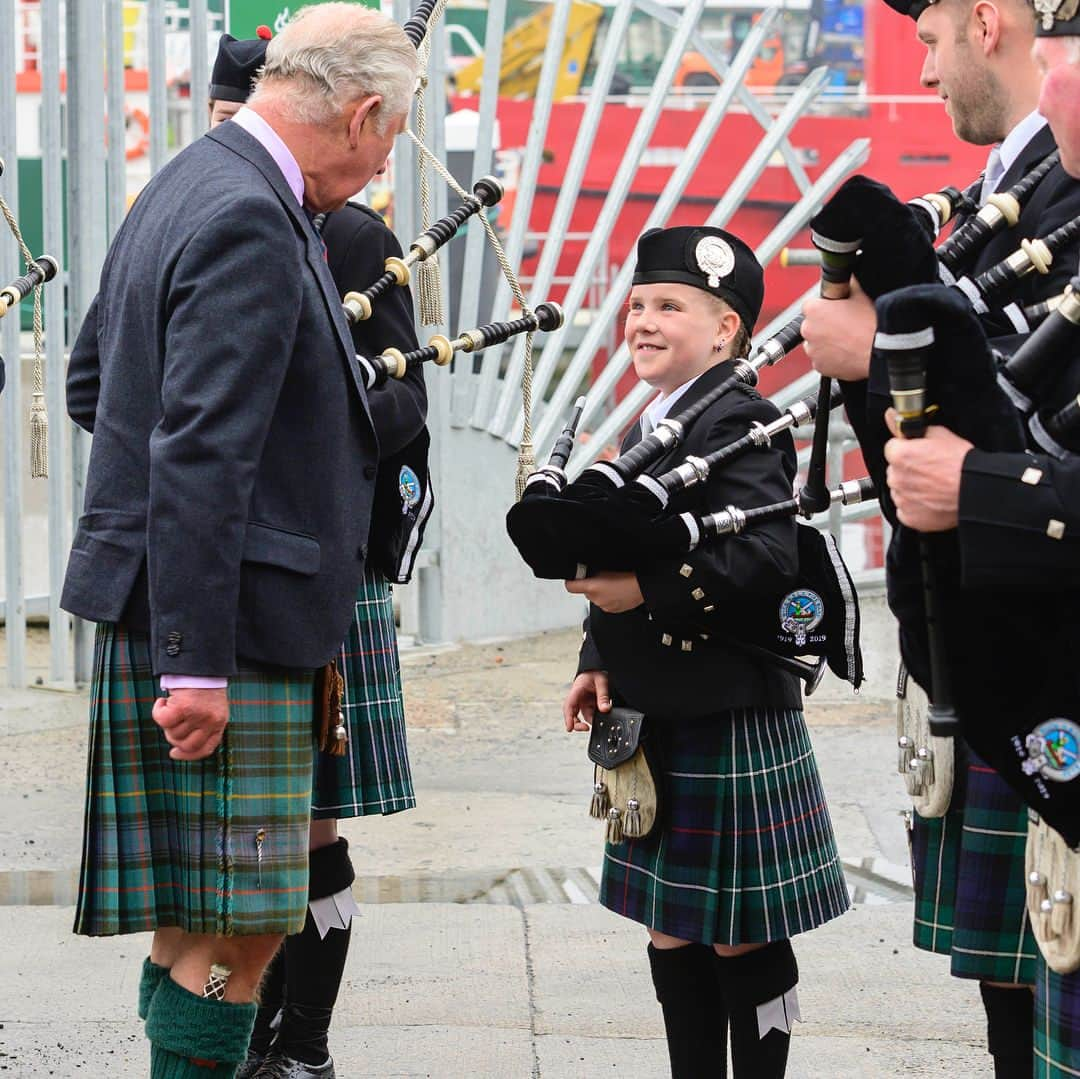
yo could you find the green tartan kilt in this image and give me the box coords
[911,755,1036,983]
[311,568,415,821]
[75,624,315,938]
[599,707,849,946]
[1035,957,1080,1078]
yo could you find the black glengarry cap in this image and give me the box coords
[209,27,272,103]
[632,225,765,332]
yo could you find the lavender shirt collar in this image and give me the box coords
[231,106,305,207]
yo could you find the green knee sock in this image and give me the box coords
[138,957,170,1021]
[146,975,256,1079]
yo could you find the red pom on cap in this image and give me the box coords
[256,24,273,40]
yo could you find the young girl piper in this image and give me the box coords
[563,225,849,1078]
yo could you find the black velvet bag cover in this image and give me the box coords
[809,175,940,299]
[872,284,1080,844]
[369,427,434,585]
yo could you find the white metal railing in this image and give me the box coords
[1,0,889,682]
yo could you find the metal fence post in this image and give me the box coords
[1,0,25,686]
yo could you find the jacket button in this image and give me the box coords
[363,465,376,480]
[165,630,182,657]
[357,544,368,560]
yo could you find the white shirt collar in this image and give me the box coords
[230,106,305,207]
[987,111,1048,195]
[640,374,703,435]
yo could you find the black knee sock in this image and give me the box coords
[278,837,356,1067]
[648,943,728,1079]
[712,941,798,1079]
[979,983,1033,1078]
[247,946,285,1057]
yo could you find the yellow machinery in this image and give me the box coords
[454,1,603,99]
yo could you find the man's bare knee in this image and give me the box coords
[712,941,767,958]
[169,933,284,1002]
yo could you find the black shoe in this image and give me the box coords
[253,1052,336,1079]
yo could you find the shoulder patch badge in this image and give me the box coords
[779,589,824,648]
[399,465,422,513]
[1022,719,1080,784]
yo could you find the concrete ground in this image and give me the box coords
[0,625,988,1078]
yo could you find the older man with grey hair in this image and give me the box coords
[62,6,419,1077]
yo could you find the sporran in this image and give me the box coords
[587,706,662,842]
[896,662,954,818]
[1026,813,1080,974]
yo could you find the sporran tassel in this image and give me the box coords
[624,797,643,838]
[605,806,623,845]
[1051,890,1073,936]
[589,767,610,820]
[1040,897,1055,939]
[29,391,47,478]
[1028,871,1049,915]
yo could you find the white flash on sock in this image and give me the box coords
[756,987,801,1039]
[309,886,361,939]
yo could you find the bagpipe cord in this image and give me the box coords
[0,194,46,478]
[406,128,538,499]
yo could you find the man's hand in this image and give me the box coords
[801,279,876,382]
[562,670,611,732]
[883,409,974,532]
[564,571,644,614]
[152,688,230,761]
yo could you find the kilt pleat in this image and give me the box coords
[1036,959,1080,1078]
[311,569,415,820]
[911,757,1036,983]
[75,624,315,938]
[599,707,849,946]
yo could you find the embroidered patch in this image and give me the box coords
[779,589,824,648]
[1022,719,1080,784]
[399,465,421,511]
[695,236,735,288]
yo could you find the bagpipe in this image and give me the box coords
[0,254,58,320]
[869,283,1080,846]
[353,302,563,391]
[342,176,504,324]
[994,276,1080,449]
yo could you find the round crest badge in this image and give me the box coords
[398,465,422,512]
[694,236,736,288]
[1022,719,1080,783]
[779,589,824,648]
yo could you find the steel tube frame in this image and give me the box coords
[489,0,709,443]
[148,0,168,176]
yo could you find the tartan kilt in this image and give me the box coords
[599,707,849,946]
[75,624,315,938]
[311,569,415,820]
[911,755,1036,983]
[1035,958,1080,1078]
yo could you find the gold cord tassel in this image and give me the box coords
[515,438,536,501]
[29,391,48,478]
[416,257,444,328]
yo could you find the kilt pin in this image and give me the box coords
[75,623,315,938]
[600,707,849,946]
[910,753,1037,984]
[312,567,416,821]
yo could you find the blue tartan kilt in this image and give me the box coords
[311,569,415,821]
[1036,958,1080,1078]
[911,754,1037,983]
[599,707,849,946]
[75,624,315,938]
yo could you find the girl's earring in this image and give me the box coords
[715,338,726,354]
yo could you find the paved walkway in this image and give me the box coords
[0,627,987,1077]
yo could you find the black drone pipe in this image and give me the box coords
[0,255,59,319]
[881,328,960,739]
[342,176,504,323]
[355,302,564,391]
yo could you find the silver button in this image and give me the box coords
[1021,467,1043,485]
[1047,519,1066,540]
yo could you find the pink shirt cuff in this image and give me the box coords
[160,675,229,692]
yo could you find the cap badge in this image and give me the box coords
[695,236,736,288]
[1034,0,1079,30]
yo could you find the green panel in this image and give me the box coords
[227,0,378,38]
[14,157,69,332]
